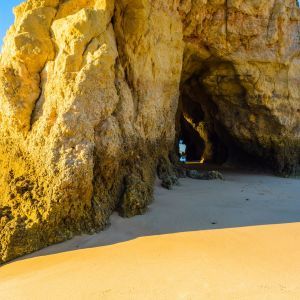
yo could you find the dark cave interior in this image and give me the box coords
[177,74,229,165]
[176,70,264,170]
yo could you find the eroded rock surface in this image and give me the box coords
[180,0,300,174]
[0,0,299,262]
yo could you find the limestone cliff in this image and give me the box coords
[180,0,300,173]
[0,0,299,262]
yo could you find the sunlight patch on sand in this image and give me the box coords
[0,223,300,299]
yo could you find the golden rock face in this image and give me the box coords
[180,0,300,171]
[0,0,299,262]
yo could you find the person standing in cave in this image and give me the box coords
[179,140,187,162]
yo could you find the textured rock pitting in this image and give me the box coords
[0,0,299,262]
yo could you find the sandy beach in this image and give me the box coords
[0,172,300,299]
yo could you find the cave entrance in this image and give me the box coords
[175,54,283,175]
[176,59,262,170]
[177,71,229,166]
[179,115,205,162]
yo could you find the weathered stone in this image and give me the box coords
[187,170,224,181]
[161,175,179,190]
[179,0,300,175]
[157,156,180,189]
[0,0,183,263]
[118,175,153,218]
[0,0,299,262]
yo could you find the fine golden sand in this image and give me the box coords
[0,224,300,299]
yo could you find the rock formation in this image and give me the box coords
[180,0,300,172]
[0,0,299,262]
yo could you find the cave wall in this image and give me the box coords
[0,0,299,262]
[180,0,300,174]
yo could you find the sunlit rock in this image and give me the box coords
[0,0,299,262]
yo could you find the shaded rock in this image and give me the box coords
[161,175,179,190]
[187,170,224,181]
[157,156,180,190]
[175,166,187,179]
[118,175,153,218]
[180,0,300,175]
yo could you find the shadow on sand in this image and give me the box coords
[10,171,300,264]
